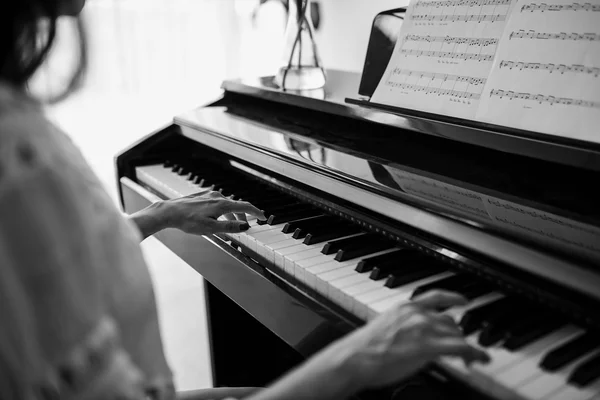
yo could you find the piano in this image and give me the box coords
[115,8,600,400]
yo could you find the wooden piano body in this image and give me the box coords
[115,8,600,400]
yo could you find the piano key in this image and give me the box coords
[517,348,600,400]
[459,297,520,335]
[282,215,333,234]
[494,326,584,387]
[503,320,568,351]
[384,264,445,287]
[368,257,422,280]
[541,333,600,372]
[267,207,321,225]
[355,249,408,273]
[334,239,396,261]
[304,224,362,245]
[477,304,544,347]
[363,272,455,320]
[410,274,474,298]
[569,352,600,387]
[547,379,600,400]
[321,234,371,255]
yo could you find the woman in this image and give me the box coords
[0,1,490,399]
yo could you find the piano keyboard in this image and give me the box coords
[136,162,600,400]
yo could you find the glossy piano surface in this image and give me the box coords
[177,71,600,269]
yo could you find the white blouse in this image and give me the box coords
[0,83,174,400]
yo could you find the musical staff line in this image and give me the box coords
[521,2,600,12]
[489,89,600,108]
[414,0,511,7]
[400,49,494,61]
[386,83,483,99]
[405,34,499,46]
[410,13,507,21]
[391,68,488,85]
[499,60,600,77]
[509,29,600,41]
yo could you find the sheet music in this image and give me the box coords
[371,0,516,119]
[476,0,600,142]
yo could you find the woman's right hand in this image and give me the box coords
[329,290,490,391]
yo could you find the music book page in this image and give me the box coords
[371,0,517,119]
[476,0,600,143]
[371,0,600,143]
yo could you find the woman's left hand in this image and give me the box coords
[161,190,266,235]
[130,190,266,240]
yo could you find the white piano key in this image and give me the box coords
[364,272,454,320]
[285,247,326,277]
[494,326,584,389]
[304,259,352,288]
[516,348,600,400]
[328,273,370,306]
[472,325,582,377]
[546,378,600,400]
[356,272,453,318]
[295,254,335,284]
[316,263,360,295]
[263,238,301,264]
[277,243,321,273]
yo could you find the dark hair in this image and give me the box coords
[0,1,87,103]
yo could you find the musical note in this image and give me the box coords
[400,49,495,61]
[404,35,499,46]
[521,2,600,12]
[499,60,600,77]
[410,13,507,22]
[391,68,488,86]
[509,29,600,41]
[489,89,600,109]
[387,82,483,99]
[414,0,511,8]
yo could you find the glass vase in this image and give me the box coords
[274,0,326,90]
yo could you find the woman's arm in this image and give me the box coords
[128,201,170,240]
[128,191,266,241]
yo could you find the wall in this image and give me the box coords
[315,0,409,73]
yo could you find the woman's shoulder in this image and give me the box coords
[0,82,85,188]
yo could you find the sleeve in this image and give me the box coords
[0,110,159,399]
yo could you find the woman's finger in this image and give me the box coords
[427,338,491,365]
[431,312,459,328]
[221,199,266,220]
[411,290,467,311]
[212,219,251,233]
[223,213,237,221]
[431,321,463,338]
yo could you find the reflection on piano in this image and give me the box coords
[116,10,600,400]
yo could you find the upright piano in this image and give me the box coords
[116,8,600,400]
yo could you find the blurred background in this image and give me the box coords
[35,0,406,392]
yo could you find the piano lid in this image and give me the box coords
[176,70,600,268]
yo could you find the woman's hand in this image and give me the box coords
[162,190,266,235]
[129,190,266,239]
[328,290,490,391]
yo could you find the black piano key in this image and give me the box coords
[367,253,423,280]
[335,240,395,262]
[267,208,321,225]
[411,274,472,299]
[569,352,600,387]
[478,305,542,347]
[193,175,204,185]
[171,164,180,172]
[504,320,566,351]
[459,297,518,336]
[282,215,331,234]
[304,225,362,245]
[541,333,600,372]
[355,249,409,273]
[176,166,187,176]
[457,283,494,301]
[163,160,173,168]
[321,233,374,255]
[384,264,444,287]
